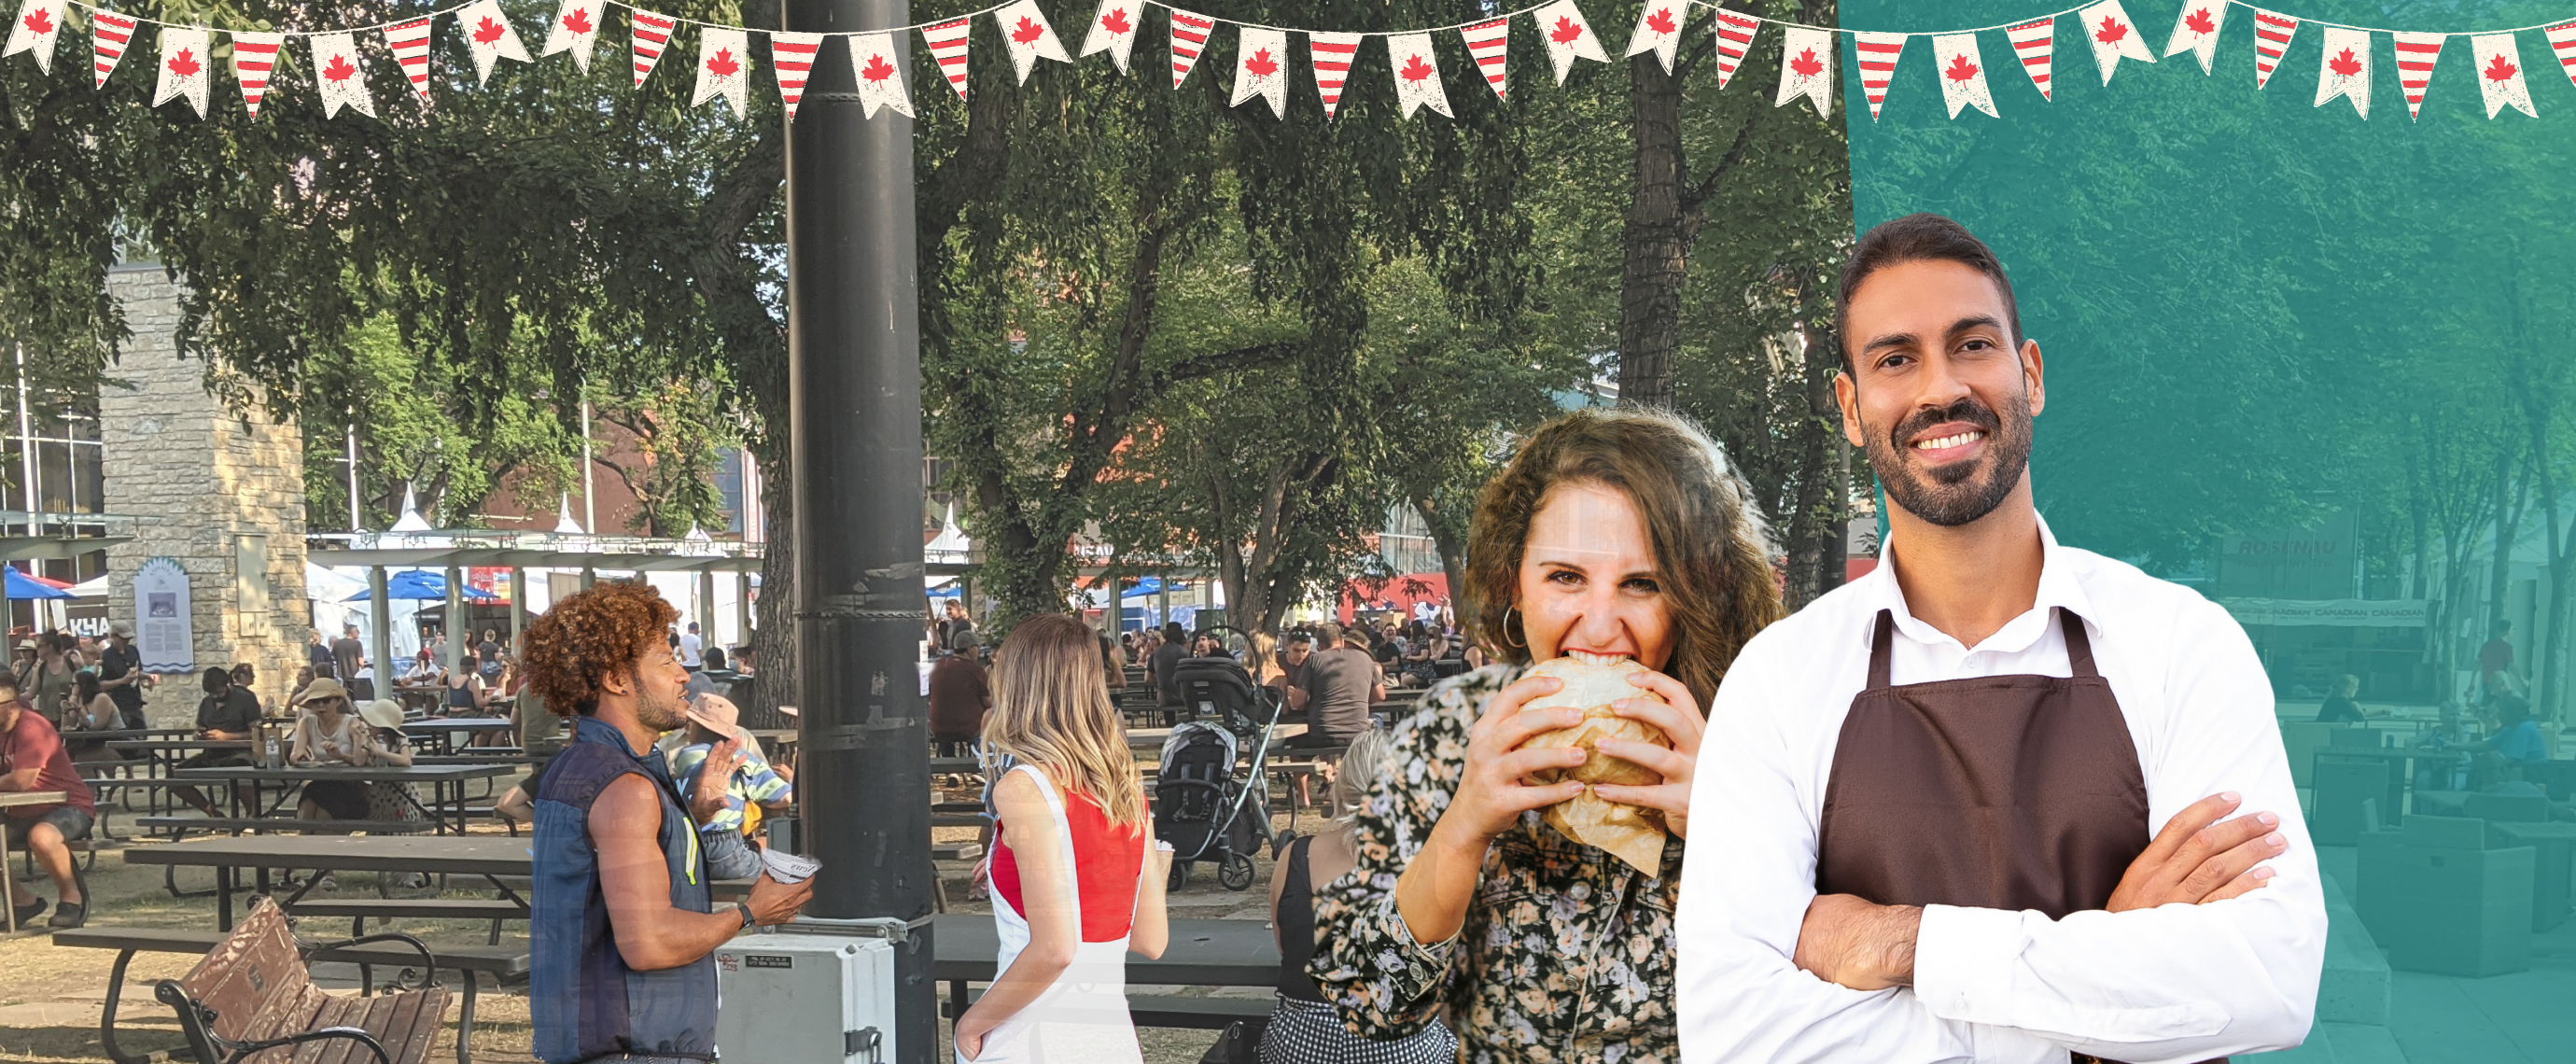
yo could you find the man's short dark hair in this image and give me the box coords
[1286,631,1313,647]
[1313,622,1343,648]
[1836,213,2023,368]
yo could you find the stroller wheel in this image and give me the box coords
[1219,852,1255,891]
[1168,860,1191,892]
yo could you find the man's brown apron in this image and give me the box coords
[1815,608,2215,1064]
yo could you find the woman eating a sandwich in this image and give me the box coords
[1309,407,1781,1064]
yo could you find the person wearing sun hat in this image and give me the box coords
[668,693,791,880]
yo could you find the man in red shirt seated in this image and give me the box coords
[1,673,97,928]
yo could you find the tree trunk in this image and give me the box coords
[1618,54,1687,411]
[1414,496,1470,629]
[746,448,798,730]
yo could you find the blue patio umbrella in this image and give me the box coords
[5,568,72,600]
[343,569,502,602]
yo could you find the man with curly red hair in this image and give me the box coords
[523,581,811,1063]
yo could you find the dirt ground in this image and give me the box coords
[0,780,1321,1064]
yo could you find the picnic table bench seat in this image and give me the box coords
[136,817,438,837]
[280,898,529,945]
[941,986,1272,1030]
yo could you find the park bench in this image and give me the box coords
[58,901,526,1064]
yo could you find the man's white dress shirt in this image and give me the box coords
[1677,518,2324,1064]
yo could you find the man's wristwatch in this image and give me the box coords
[735,903,756,930]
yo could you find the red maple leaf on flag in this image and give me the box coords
[1789,48,1822,77]
[21,8,50,35]
[1645,7,1676,35]
[562,8,593,35]
[2485,53,2517,81]
[1100,7,1130,35]
[1945,52,1979,81]
[2093,17,2127,45]
[1400,53,1433,82]
[707,48,739,77]
[862,52,894,81]
[2184,8,2215,35]
[1244,48,1276,77]
[324,53,357,81]
[1551,16,1585,45]
[1012,16,1043,46]
[474,17,507,45]
[2328,48,2360,77]
[166,48,199,78]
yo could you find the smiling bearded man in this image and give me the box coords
[1674,213,2326,1064]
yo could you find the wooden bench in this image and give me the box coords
[61,899,452,1064]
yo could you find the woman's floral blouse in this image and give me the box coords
[1309,663,1685,1064]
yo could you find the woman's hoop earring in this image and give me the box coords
[1503,607,1528,649]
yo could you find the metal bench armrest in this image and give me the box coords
[302,931,440,991]
[225,1026,393,1064]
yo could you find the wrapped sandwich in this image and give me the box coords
[1521,650,1673,875]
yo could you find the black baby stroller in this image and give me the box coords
[1154,626,1283,890]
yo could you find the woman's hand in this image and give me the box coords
[953,1012,995,1060]
[1588,669,1706,840]
[1433,673,1590,853]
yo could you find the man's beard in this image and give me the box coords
[1861,390,2034,528]
[634,677,689,734]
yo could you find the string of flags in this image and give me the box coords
[4,0,2573,123]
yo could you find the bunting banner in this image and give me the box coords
[2391,31,2442,120]
[2252,8,2299,89]
[2078,0,2152,86]
[151,26,209,118]
[771,31,822,119]
[457,0,531,85]
[993,0,1069,85]
[1533,0,1606,86]
[89,8,135,88]
[2163,1,2223,75]
[2472,32,2536,119]
[2547,21,2576,87]
[540,0,605,72]
[1626,1,1683,74]
[1711,7,1759,90]
[1310,31,1360,119]
[2315,24,2370,118]
[851,31,915,118]
[1078,0,1140,74]
[1775,24,1831,118]
[385,18,434,103]
[1230,24,1286,119]
[1463,17,1509,100]
[921,15,970,99]
[693,26,750,117]
[2005,17,2055,100]
[312,32,374,119]
[1388,31,1451,119]
[3,0,65,73]
[231,31,282,119]
[631,8,677,88]
[1853,31,1905,121]
[1167,7,1212,88]
[1932,32,1995,119]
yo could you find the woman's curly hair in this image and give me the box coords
[522,581,679,718]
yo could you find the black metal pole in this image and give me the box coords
[781,0,934,1059]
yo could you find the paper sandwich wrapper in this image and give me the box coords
[1521,651,1673,875]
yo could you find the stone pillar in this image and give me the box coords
[99,266,310,723]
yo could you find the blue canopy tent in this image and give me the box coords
[343,569,501,602]
[5,568,73,600]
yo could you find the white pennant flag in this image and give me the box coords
[2545,21,2576,90]
[2162,1,2223,75]
[993,0,1070,86]
[2315,25,2369,119]
[457,0,531,84]
[631,9,678,88]
[152,27,211,119]
[771,31,822,119]
[1461,18,1507,100]
[1532,0,1606,86]
[1625,1,1684,73]
[920,16,970,100]
[2251,9,2298,89]
[1168,7,1214,88]
[2004,18,2054,100]
[1852,32,1904,121]
[2471,32,2535,119]
[540,0,606,72]
[850,32,915,118]
[1931,33,1995,119]
[1387,32,1450,119]
[385,18,433,103]
[90,9,136,88]
[231,31,282,119]
[1078,0,1141,74]
[2391,32,2442,121]
[1710,7,1759,90]
[1775,24,1831,117]
[2077,0,2151,86]
[1310,31,1360,119]
[4,0,65,74]
[312,32,375,118]
[1230,25,1287,119]
[693,26,750,118]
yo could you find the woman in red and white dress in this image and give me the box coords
[955,614,1172,1064]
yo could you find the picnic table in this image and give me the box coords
[2,790,67,932]
[402,717,514,754]
[928,913,1278,1030]
[174,762,517,836]
[125,833,534,931]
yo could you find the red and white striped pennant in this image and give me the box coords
[90,9,136,88]
[1852,32,1905,121]
[2005,17,2053,100]
[2547,21,2576,89]
[1460,17,1507,100]
[231,31,283,118]
[631,9,678,88]
[1711,7,1758,90]
[1309,31,1359,119]
[2251,8,2298,89]
[385,17,434,103]
[1168,7,1213,88]
[2391,32,2443,121]
[921,16,971,100]
[771,31,822,119]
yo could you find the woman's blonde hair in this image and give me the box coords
[984,613,1146,827]
[1331,726,1395,828]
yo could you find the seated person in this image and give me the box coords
[2,674,97,928]
[671,694,793,880]
[2457,693,2549,788]
[2314,674,2380,723]
[174,666,263,818]
[291,679,399,820]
